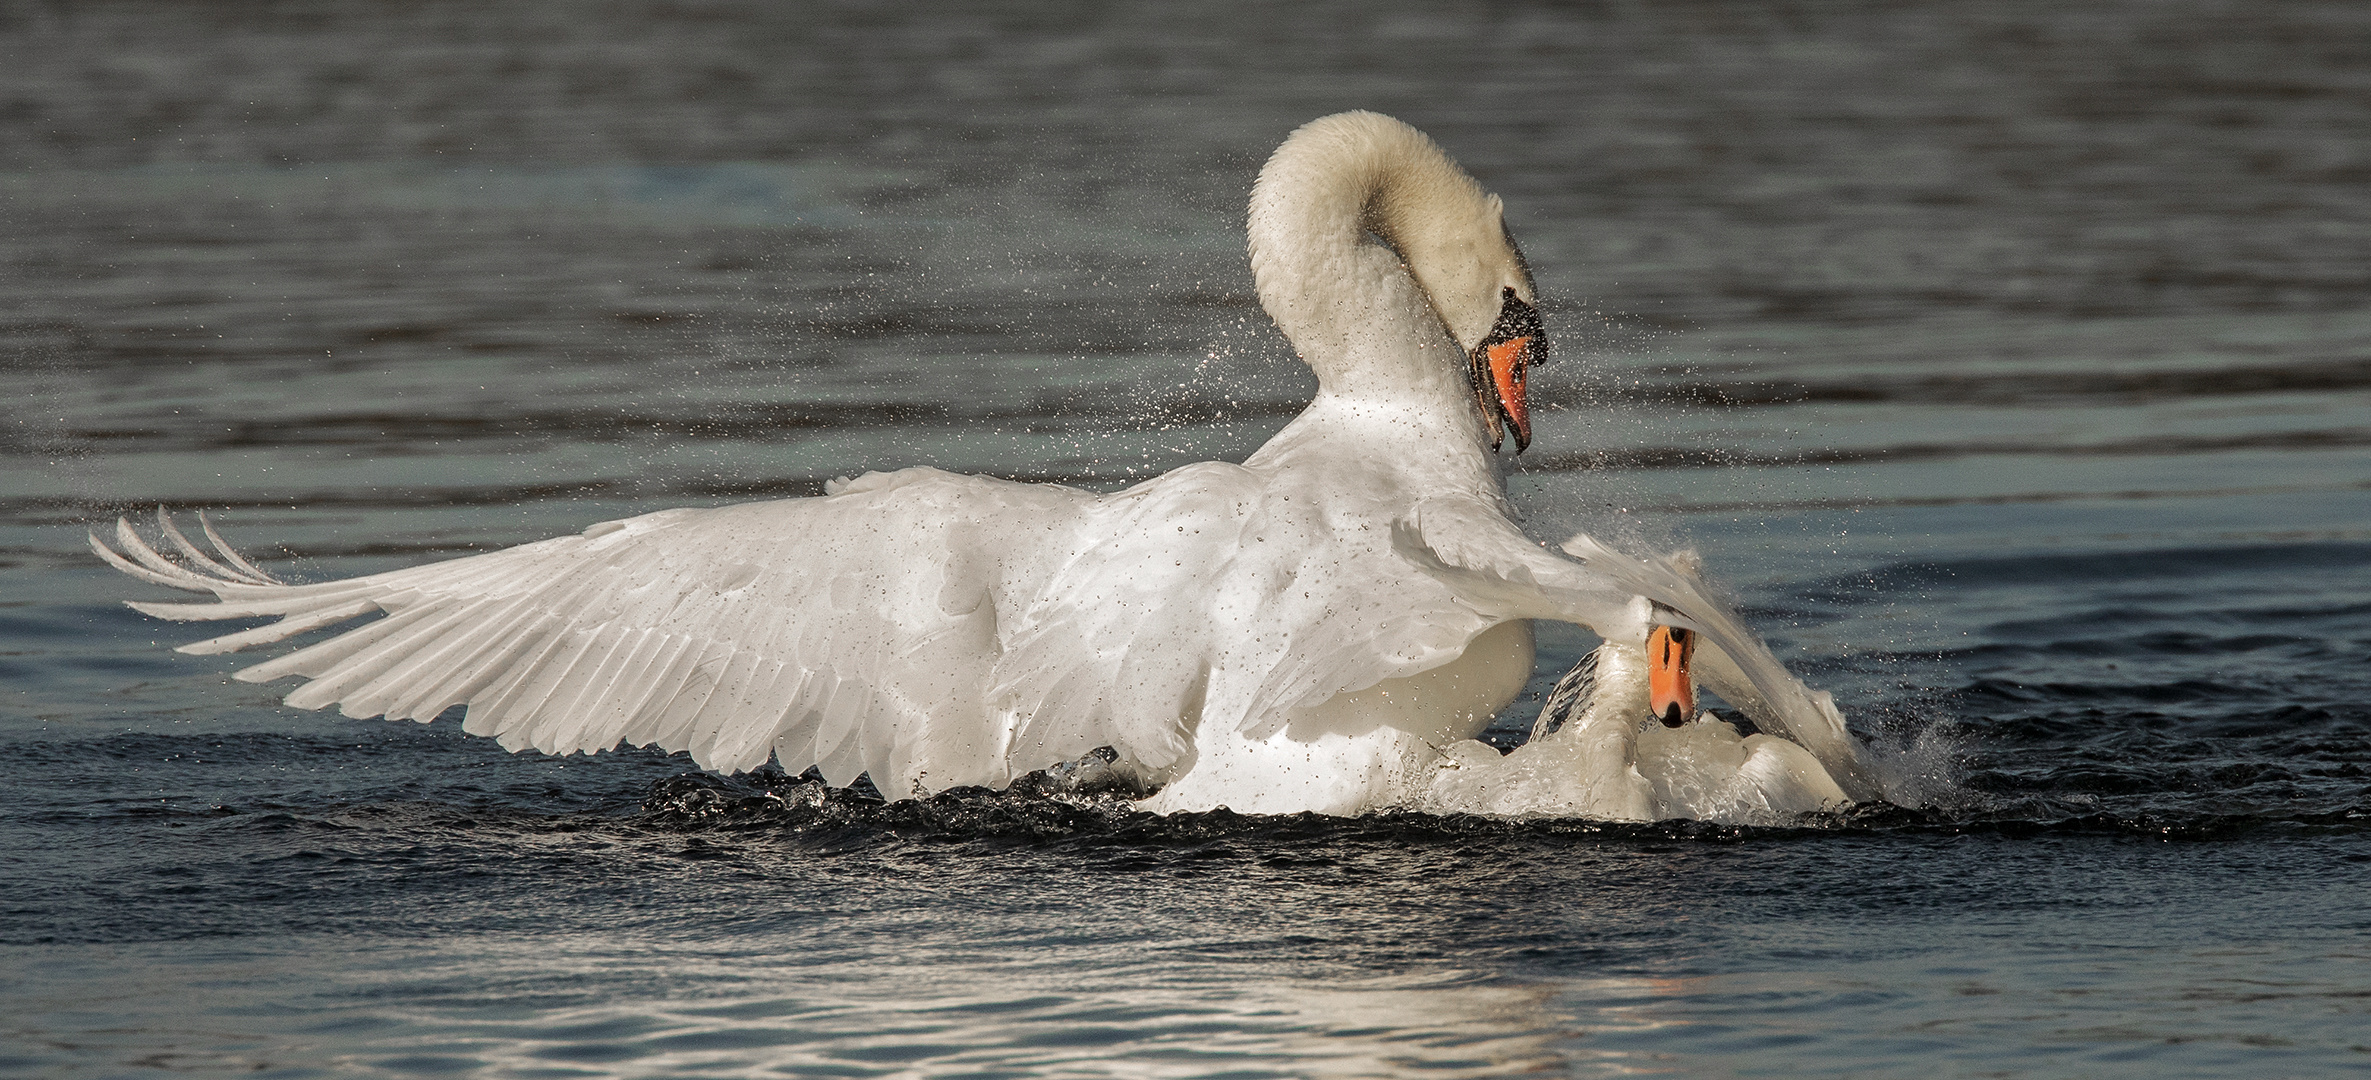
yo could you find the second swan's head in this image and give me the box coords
[1250,111,1544,451]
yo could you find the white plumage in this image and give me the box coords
[95,112,1879,817]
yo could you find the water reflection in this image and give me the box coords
[15,922,2367,1079]
[13,939,1695,1077]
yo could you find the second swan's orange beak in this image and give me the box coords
[1647,624,1696,728]
[1471,288,1542,453]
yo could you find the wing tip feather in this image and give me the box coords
[95,511,290,596]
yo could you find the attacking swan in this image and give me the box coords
[95,112,1879,820]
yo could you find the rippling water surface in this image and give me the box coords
[5,2,2369,1076]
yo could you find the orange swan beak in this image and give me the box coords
[1647,624,1696,728]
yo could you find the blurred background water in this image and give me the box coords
[3,1,2368,1076]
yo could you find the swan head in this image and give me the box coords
[1465,287,1542,452]
[1249,112,1544,451]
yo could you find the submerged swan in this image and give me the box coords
[95,112,1878,820]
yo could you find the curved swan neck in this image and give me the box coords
[1248,112,1528,404]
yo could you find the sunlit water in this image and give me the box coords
[5,1,2369,1076]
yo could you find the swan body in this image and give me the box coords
[95,112,1879,820]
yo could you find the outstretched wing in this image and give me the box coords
[93,470,1126,794]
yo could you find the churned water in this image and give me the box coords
[4,1,2368,1076]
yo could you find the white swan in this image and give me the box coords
[1421,636,1854,822]
[93,112,1877,819]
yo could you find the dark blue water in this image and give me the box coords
[5,2,2369,1075]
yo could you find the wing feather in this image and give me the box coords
[199,510,281,583]
[157,508,273,585]
[374,592,548,721]
[680,648,760,765]
[93,529,207,590]
[460,614,582,736]
[113,518,204,582]
[551,627,664,752]
[714,660,799,773]
[179,599,381,655]
[807,670,878,786]
[615,635,702,747]
[420,611,564,730]
[334,601,514,719]
[516,623,632,753]
[501,628,614,754]
[636,639,733,752]
[269,600,442,701]
[314,599,505,715]
[533,625,644,753]
[764,670,826,778]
